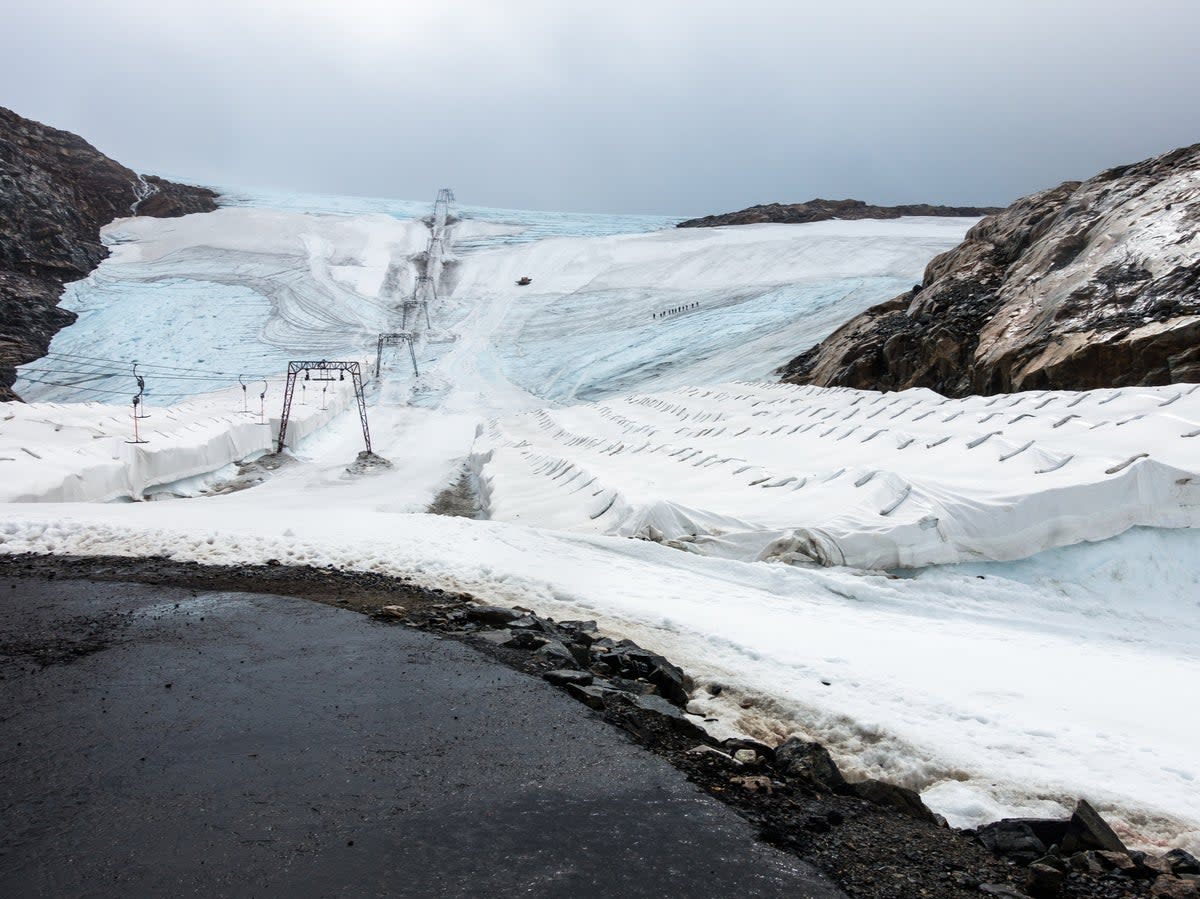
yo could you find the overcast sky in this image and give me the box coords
[5,0,1199,215]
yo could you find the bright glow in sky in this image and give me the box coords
[4,0,1198,214]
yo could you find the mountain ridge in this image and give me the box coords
[677,198,1003,229]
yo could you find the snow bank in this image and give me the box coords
[474,380,1200,568]
[0,379,359,502]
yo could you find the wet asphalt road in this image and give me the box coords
[0,576,843,898]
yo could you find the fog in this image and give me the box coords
[4,0,1199,214]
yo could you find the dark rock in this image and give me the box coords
[564,683,610,710]
[1031,854,1067,873]
[596,647,692,706]
[1167,850,1200,875]
[534,640,579,669]
[476,628,514,645]
[781,142,1200,396]
[464,605,524,626]
[978,884,1031,898]
[506,615,546,632]
[1069,851,1106,875]
[561,640,591,667]
[0,106,218,400]
[627,693,706,738]
[976,821,1048,864]
[1024,862,1065,898]
[849,778,937,822]
[997,818,1070,849]
[558,620,598,644]
[505,630,549,650]
[1096,851,1137,874]
[604,675,658,696]
[1060,799,1126,854]
[1152,875,1200,898]
[774,738,846,791]
[1141,856,1178,878]
[720,737,776,764]
[542,669,593,687]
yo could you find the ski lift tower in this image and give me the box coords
[405,275,434,329]
[276,360,370,454]
[375,332,420,378]
[433,188,454,233]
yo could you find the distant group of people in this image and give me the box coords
[653,302,699,319]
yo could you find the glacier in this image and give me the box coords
[1,188,1197,853]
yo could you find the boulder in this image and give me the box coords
[534,640,580,669]
[628,693,706,738]
[465,605,525,626]
[1167,850,1200,875]
[595,646,692,706]
[1069,851,1106,875]
[977,821,1048,864]
[1152,875,1200,898]
[565,683,612,710]
[1060,799,1126,854]
[1024,862,1065,898]
[558,620,598,644]
[996,818,1070,849]
[774,737,846,791]
[505,631,549,650]
[721,737,776,764]
[850,778,937,822]
[542,669,593,687]
[1095,851,1137,873]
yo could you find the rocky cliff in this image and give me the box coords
[677,198,1002,229]
[780,144,1200,395]
[0,106,218,400]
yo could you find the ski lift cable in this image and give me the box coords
[44,350,271,378]
[15,374,191,399]
[21,364,267,383]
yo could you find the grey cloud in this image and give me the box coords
[4,0,1198,214]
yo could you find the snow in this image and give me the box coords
[0,379,358,503]
[2,187,1197,852]
[473,380,1200,568]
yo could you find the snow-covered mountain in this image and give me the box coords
[1,181,1197,855]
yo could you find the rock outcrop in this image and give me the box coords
[676,198,1001,229]
[780,143,1200,395]
[0,106,218,400]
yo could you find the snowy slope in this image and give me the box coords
[1,188,1197,852]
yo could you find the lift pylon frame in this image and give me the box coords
[277,361,370,454]
[375,333,419,378]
